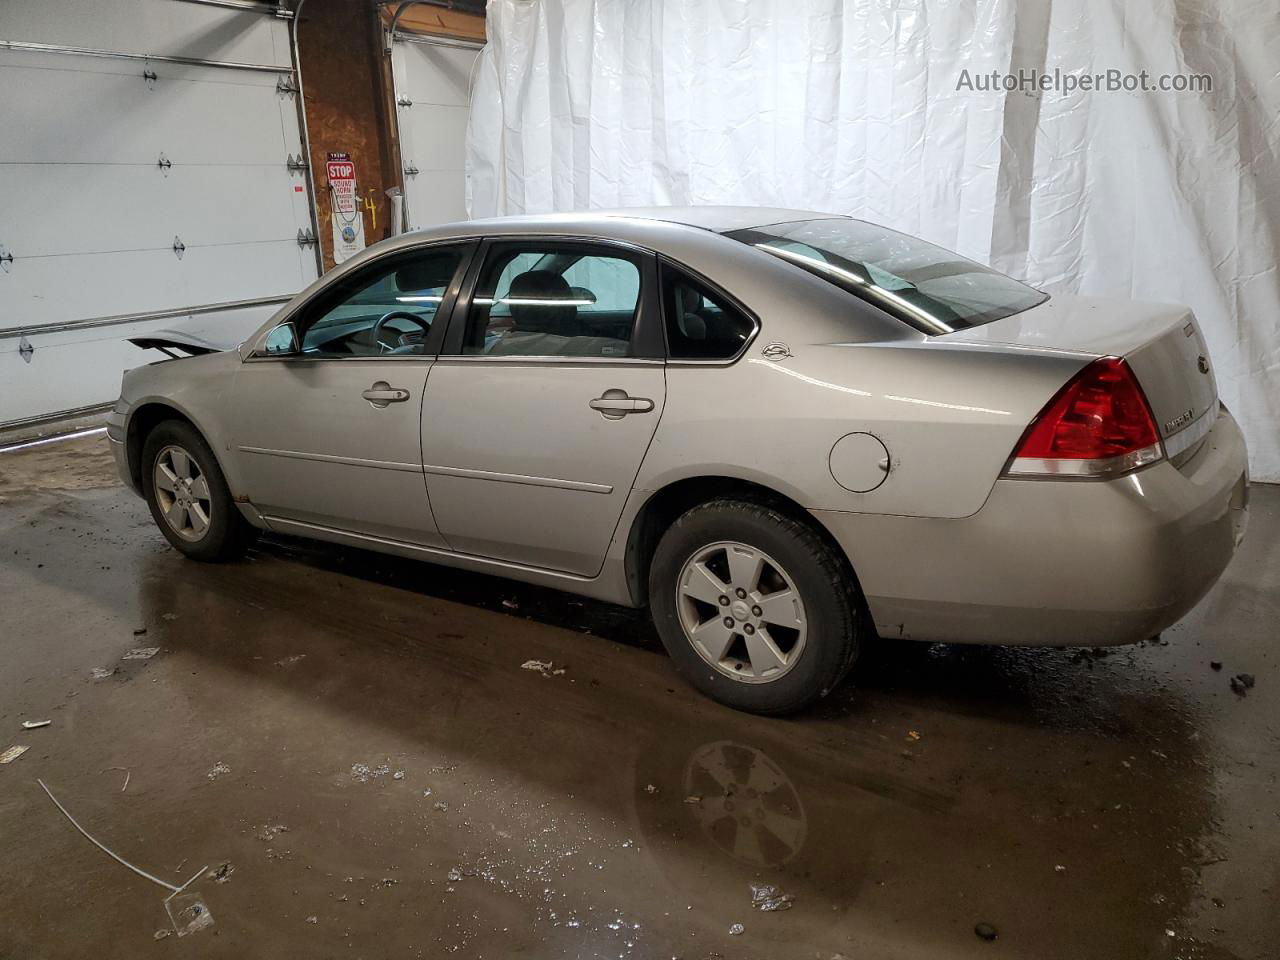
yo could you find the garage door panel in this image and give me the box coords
[2,242,306,331]
[400,104,472,173]
[396,43,476,106]
[403,168,469,227]
[0,53,295,165]
[8,164,306,257]
[0,0,289,69]
[1,300,283,425]
[392,39,480,229]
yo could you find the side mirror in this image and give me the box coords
[259,322,300,357]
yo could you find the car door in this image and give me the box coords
[228,242,475,545]
[420,238,667,576]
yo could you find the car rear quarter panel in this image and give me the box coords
[636,340,1093,520]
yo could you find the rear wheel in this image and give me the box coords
[649,499,859,714]
[141,420,258,562]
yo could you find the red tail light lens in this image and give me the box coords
[1005,357,1163,478]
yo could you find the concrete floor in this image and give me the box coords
[0,435,1276,960]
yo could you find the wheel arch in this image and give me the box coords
[622,475,868,615]
[126,401,210,491]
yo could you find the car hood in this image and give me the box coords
[127,328,236,357]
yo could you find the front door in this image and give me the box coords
[421,239,667,576]
[229,242,473,544]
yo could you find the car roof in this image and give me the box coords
[428,206,846,236]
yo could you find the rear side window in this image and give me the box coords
[726,218,1047,335]
[454,243,642,358]
[661,263,756,360]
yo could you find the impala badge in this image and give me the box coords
[1198,355,1210,374]
[1165,408,1195,433]
[761,342,792,361]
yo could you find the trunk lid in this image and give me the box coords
[946,294,1218,447]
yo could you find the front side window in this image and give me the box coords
[661,264,757,360]
[726,219,1047,334]
[295,247,465,358]
[456,244,642,358]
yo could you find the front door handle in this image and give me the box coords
[362,381,411,408]
[589,390,655,419]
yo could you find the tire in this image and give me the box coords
[141,419,259,562]
[648,499,860,715]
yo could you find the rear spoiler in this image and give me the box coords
[127,329,230,358]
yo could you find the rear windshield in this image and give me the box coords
[725,219,1047,334]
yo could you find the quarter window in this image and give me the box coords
[456,244,642,358]
[295,248,464,358]
[661,263,756,360]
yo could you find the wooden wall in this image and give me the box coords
[297,1,484,272]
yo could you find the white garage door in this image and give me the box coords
[391,32,482,231]
[0,0,319,428]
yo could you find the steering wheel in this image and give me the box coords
[370,310,432,353]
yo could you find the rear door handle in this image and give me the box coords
[362,381,411,408]
[589,391,655,419]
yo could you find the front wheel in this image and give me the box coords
[141,420,259,562]
[648,499,860,715]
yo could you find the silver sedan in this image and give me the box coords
[109,207,1249,714]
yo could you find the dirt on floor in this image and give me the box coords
[0,435,1277,959]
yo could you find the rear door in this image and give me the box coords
[421,239,666,576]
[229,243,474,545]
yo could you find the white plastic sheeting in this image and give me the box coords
[467,0,1280,481]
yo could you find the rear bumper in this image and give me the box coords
[814,408,1249,646]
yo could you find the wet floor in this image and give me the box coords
[1,435,1277,959]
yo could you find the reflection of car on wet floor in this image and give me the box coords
[109,207,1249,714]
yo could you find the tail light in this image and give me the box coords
[1004,357,1164,479]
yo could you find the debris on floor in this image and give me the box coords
[37,779,212,937]
[90,667,115,680]
[21,719,51,730]
[1210,660,1223,671]
[644,783,658,795]
[122,647,160,660]
[906,730,921,741]
[351,762,391,783]
[683,795,702,804]
[520,659,566,677]
[974,922,999,941]
[393,770,405,780]
[728,922,745,936]
[749,882,796,912]
[305,915,318,924]
[104,766,130,792]
[433,801,449,812]
[153,929,171,941]
[502,599,519,610]
[208,862,235,884]
[207,761,231,780]
[1230,673,1256,696]
[257,824,289,842]
[1,745,30,764]
[275,654,306,667]
[133,627,147,636]
[161,613,179,621]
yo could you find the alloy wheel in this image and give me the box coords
[152,445,212,542]
[675,541,808,683]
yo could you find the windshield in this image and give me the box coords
[725,219,1047,334]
